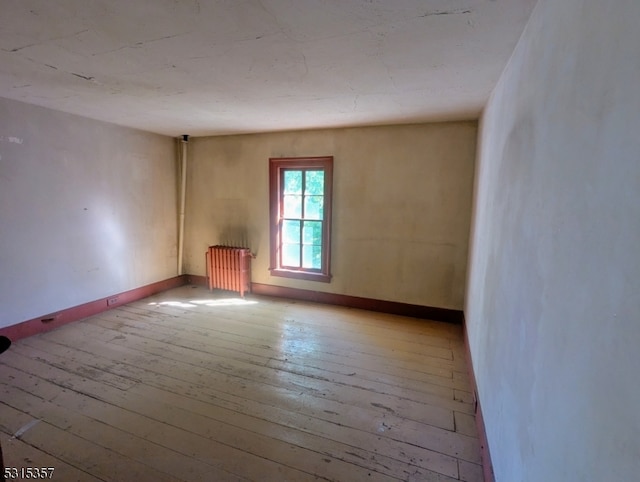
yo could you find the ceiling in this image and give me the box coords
[0,0,536,137]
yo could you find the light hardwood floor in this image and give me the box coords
[0,286,483,481]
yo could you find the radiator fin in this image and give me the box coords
[206,246,252,297]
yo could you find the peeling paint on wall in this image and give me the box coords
[0,136,24,144]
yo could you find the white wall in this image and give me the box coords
[185,122,476,310]
[0,98,178,328]
[465,0,640,480]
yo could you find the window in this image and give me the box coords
[269,156,333,282]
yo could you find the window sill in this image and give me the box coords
[270,268,332,283]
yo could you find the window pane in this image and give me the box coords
[284,170,302,194]
[303,221,322,245]
[304,195,323,220]
[305,171,324,195]
[283,195,302,218]
[282,220,301,243]
[282,243,301,267]
[302,244,322,269]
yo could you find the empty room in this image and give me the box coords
[0,1,638,481]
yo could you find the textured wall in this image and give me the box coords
[0,97,177,328]
[185,122,476,309]
[465,0,640,480]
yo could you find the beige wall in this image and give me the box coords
[0,97,177,328]
[465,0,640,480]
[185,122,476,309]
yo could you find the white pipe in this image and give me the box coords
[177,134,189,275]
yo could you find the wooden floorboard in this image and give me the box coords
[0,286,483,481]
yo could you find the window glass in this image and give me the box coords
[302,245,322,269]
[282,243,301,267]
[305,170,324,194]
[282,220,300,243]
[304,195,323,220]
[283,194,302,218]
[302,221,322,245]
[284,170,302,194]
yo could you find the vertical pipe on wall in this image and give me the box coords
[177,134,189,275]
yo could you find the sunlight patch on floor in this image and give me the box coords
[148,298,258,308]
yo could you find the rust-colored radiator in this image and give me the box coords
[206,246,252,297]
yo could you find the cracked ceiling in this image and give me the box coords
[0,0,537,137]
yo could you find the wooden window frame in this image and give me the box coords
[269,156,333,282]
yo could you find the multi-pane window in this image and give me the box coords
[269,157,333,282]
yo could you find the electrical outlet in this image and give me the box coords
[107,297,119,306]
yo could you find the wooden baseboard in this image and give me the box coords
[250,283,463,324]
[462,314,495,482]
[0,276,188,342]
[185,274,208,286]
